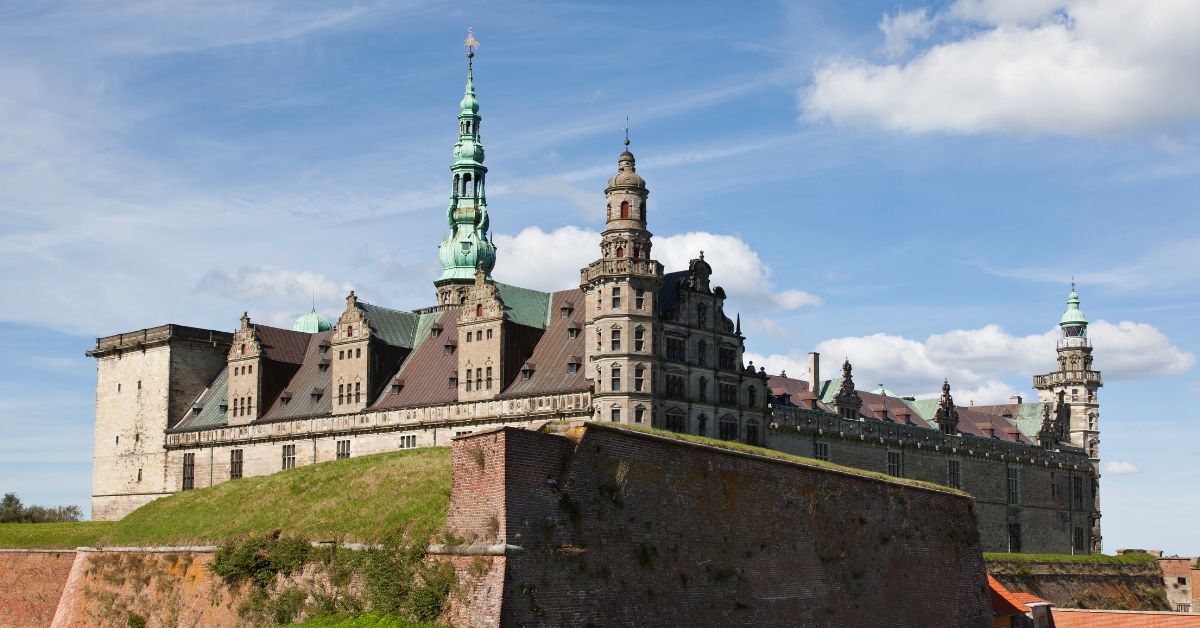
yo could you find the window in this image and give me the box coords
[611,328,621,351]
[486,366,493,389]
[634,366,645,391]
[347,325,354,337]
[666,337,686,360]
[465,371,472,392]
[698,376,707,401]
[230,449,243,480]
[815,442,830,462]
[338,383,344,405]
[611,287,621,308]
[487,328,493,339]
[610,407,621,422]
[137,468,142,483]
[398,435,417,449]
[947,460,961,489]
[719,382,737,405]
[336,440,350,460]
[635,289,645,309]
[443,344,454,355]
[465,332,472,343]
[745,419,759,445]
[1007,467,1020,505]
[611,365,621,391]
[568,326,580,339]
[1072,476,1083,508]
[449,374,458,388]
[182,453,195,490]
[476,330,482,341]
[634,406,645,424]
[887,451,904,477]
[355,348,361,358]
[747,386,757,408]
[1177,577,1187,586]
[634,327,645,352]
[567,362,580,373]
[282,444,296,470]
[718,347,736,370]
[616,246,625,258]
[697,304,707,327]
[620,200,630,219]
[475,368,482,390]
[718,417,738,441]
[354,382,361,403]
[339,350,345,359]
[697,414,707,435]
[1072,388,1079,402]
[1009,524,1022,553]
[665,410,686,433]
[665,374,686,399]
[117,383,121,393]
[697,340,707,366]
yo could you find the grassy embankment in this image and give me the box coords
[0,447,451,549]
[984,552,1159,564]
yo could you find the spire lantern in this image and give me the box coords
[1059,283,1088,337]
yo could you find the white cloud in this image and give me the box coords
[879,8,937,58]
[492,227,822,314]
[803,0,1200,136]
[1104,460,1141,475]
[748,319,1192,404]
[196,266,352,327]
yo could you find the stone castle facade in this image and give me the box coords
[87,46,1101,554]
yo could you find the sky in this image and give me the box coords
[0,0,1196,553]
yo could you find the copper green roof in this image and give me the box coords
[170,368,228,431]
[292,309,333,333]
[358,303,440,348]
[495,282,553,329]
[1060,288,1088,328]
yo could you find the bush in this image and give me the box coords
[211,531,312,588]
[0,493,82,523]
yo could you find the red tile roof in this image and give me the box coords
[1011,592,1051,606]
[1052,609,1200,627]
[989,574,1031,616]
[254,325,311,364]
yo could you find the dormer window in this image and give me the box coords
[347,325,354,337]
[567,356,582,374]
[520,363,535,380]
[310,387,324,402]
[560,302,574,319]
[567,323,581,339]
[280,391,292,406]
[448,373,458,388]
[318,358,331,371]
[391,379,404,394]
[430,324,443,338]
[191,404,202,416]
[443,341,456,355]
[218,400,228,414]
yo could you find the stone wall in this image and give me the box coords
[445,424,993,626]
[768,412,1098,554]
[989,558,1171,611]
[1159,557,1197,612]
[0,550,76,627]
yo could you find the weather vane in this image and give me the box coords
[624,116,630,147]
[464,26,479,58]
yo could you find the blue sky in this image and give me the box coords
[0,1,1196,553]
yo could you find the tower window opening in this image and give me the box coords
[611,365,621,391]
[616,246,624,258]
[635,366,645,391]
[620,200,630,219]
[635,289,645,309]
[611,287,621,308]
[611,329,621,351]
[476,304,484,317]
[462,173,472,196]
[453,174,460,194]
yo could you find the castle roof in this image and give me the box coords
[292,309,333,333]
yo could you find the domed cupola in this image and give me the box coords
[292,308,334,333]
[1059,283,1088,337]
[607,148,646,191]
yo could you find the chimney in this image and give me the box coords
[808,352,820,395]
[1010,395,1023,404]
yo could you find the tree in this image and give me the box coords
[0,493,24,523]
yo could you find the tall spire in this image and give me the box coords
[1060,282,1088,337]
[436,27,495,305]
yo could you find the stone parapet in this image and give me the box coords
[1034,371,1103,388]
[88,324,232,358]
[165,390,591,449]
[580,258,663,284]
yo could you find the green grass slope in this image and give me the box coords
[0,448,452,549]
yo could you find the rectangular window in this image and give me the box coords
[611,367,621,391]
[449,375,458,388]
[634,406,645,423]
[634,367,645,392]
[486,366,493,389]
[137,468,142,482]
[336,439,350,460]
[611,287,621,308]
[814,442,830,462]
[947,460,961,489]
[1007,467,1020,505]
[476,330,482,341]
[718,419,738,441]
[182,453,195,490]
[719,383,738,405]
[398,434,417,449]
[611,329,621,351]
[610,408,620,422]
[282,444,296,470]
[1071,476,1083,508]
[634,327,645,352]
[338,383,344,405]
[568,327,579,339]
[475,368,482,390]
[887,451,904,477]
[230,449,243,480]
[635,289,645,309]
[718,347,736,370]
[666,374,686,399]
[1073,526,1085,552]
[567,362,580,373]
[666,337,686,361]
[487,328,493,339]
[466,332,472,342]
[339,350,344,359]
[355,382,361,403]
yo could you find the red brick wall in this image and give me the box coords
[447,424,992,626]
[0,550,76,627]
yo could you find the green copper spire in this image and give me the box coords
[1059,279,1088,336]
[436,27,496,289]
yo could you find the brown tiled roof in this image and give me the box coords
[765,375,830,411]
[972,403,1021,418]
[1011,592,1050,606]
[989,574,1031,616]
[260,330,333,421]
[502,289,589,398]
[958,406,1035,445]
[254,325,310,364]
[858,390,931,428]
[371,308,461,409]
[1052,609,1200,627]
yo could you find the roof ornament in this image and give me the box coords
[833,359,862,413]
[934,378,960,435]
[240,311,250,329]
[464,26,479,64]
[346,290,357,308]
[624,115,630,148]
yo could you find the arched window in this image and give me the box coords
[745,419,760,445]
[453,174,460,195]
[475,304,484,317]
[462,173,472,196]
[620,200,630,219]
[697,340,707,366]
[616,246,625,258]
[719,416,738,441]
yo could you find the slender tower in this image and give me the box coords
[581,133,663,424]
[435,27,496,306]
[1034,284,1102,467]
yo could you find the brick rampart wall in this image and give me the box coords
[990,558,1171,611]
[448,424,993,626]
[0,550,77,627]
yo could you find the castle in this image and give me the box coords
[87,43,1101,554]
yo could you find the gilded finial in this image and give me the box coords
[464,26,479,59]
